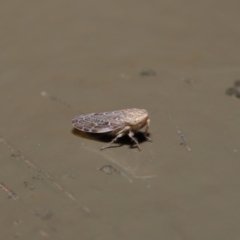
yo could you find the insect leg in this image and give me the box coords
[128,131,141,151]
[144,119,152,141]
[100,126,131,151]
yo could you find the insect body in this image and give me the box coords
[72,108,151,150]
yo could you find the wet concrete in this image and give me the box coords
[1,1,240,239]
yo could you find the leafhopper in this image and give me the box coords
[72,108,151,150]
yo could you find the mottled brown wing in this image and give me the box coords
[72,110,126,133]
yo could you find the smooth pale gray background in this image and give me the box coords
[0,1,240,239]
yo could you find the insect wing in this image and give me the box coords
[72,111,126,133]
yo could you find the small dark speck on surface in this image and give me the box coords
[225,87,236,96]
[235,92,240,98]
[140,69,156,77]
[234,80,240,87]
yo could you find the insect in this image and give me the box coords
[72,108,151,150]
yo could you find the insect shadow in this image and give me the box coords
[71,128,150,149]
